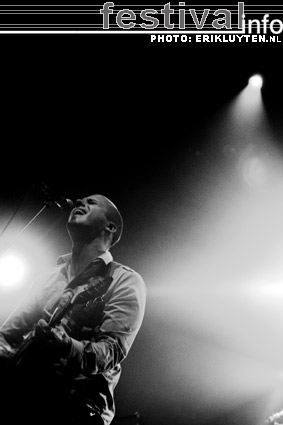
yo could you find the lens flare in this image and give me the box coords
[0,251,27,288]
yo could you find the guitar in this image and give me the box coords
[2,275,113,371]
[0,269,114,423]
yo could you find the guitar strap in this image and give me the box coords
[48,260,122,329]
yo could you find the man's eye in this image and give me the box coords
[87,199,97,205]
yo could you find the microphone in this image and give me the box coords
[38,182,74,210]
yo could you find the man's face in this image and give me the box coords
[67,194,109,241]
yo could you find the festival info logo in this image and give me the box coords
[0,3,282,42]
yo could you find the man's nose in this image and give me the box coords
[75,198,86,207]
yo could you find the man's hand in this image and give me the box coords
[0,345,13,359]
[34,319,72,359]
[0,344,15,369]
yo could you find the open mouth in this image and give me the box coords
[73,208,87,216]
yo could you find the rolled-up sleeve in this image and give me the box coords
[67,267,146,374]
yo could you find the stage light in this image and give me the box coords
[0,226,60,326]
[0,250,28,289]
[248,74,263,89]
[228,72,266,127]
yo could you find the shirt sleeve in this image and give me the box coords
[66,266,146,374]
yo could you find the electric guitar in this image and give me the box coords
[0,266,114,423]
[2,275,113,372]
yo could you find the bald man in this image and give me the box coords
[0,194,146,425]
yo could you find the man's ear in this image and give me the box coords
[105,222,117,234]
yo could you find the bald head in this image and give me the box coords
[68,194,123,249]
[96,195,123,247]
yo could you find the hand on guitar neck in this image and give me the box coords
[0,320,71,371]
[0,278,112,371]
[0,344,15,360]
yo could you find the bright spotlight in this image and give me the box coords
[0,251,28,289]
[248,74,263,89]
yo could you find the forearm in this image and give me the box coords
[65,331,128,374]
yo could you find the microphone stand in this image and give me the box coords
[15,203,49,239]
[0,197,54,257]
[0,197,64,331]
[0,182,72,254]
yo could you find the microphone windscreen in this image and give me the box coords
[65,199,74,209]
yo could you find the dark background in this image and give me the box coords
[1,20,283,425]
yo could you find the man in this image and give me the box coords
[0,194,146,425]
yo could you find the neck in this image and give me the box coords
[70,240,107,277]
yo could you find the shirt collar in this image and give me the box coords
[97,251,113,265]
[57,251,113,267]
